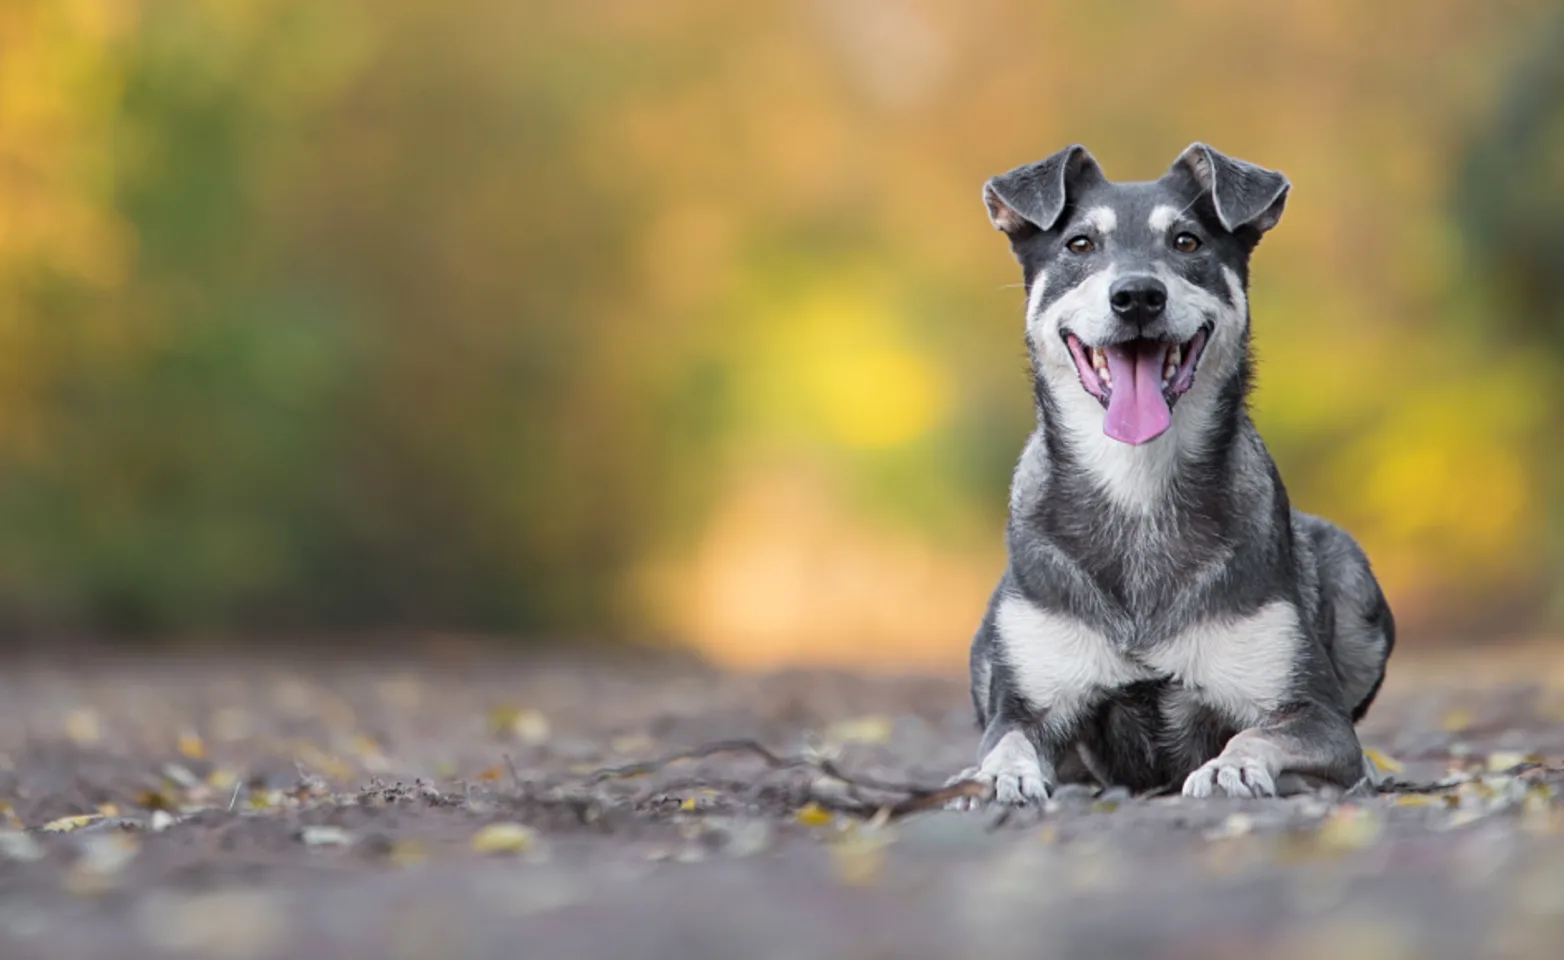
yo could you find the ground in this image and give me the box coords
[1,644,1562,959]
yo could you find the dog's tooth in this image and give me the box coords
[1168,345,1182,367]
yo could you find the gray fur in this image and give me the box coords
[954,143,1394,804]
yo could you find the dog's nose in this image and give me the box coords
[1109,276,1168,325]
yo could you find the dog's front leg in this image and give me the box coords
[1181,702,1363,799]
[949,707,1078,808]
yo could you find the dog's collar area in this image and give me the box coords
[1063,326,1210,445]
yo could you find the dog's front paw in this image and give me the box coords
[944,747,1054,810]
[1182,755,1276,799]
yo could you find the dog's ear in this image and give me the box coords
[1173,143,1289,236]
[983,145,1102,237]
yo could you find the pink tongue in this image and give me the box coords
[1102,341,1172,445]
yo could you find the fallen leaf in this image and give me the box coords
[65,709,100,745]
[678,796,698,812]
[41,814,103,834]
[1440,708,1473,732]
[471,822,535,855]
[1363,748,1404,774]
[825,716,893,745]
[178,732,206,760]
[829,828,891,887]
[136,788,178,811]
[486,706,550,745]
[292,744,354,782]
[389,839,427,868]
[162,764,202,790]
[1486,751,1534,772]
[476,765,505,782]
[1391,794,1438,807]
[1316,806,1381,852]
[795,803,834,828]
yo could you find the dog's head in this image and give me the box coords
[985,143,1287,446]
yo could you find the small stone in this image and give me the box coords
[0,830,44,863]
[298,826,354,848]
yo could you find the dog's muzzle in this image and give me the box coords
[1064,326,1210,445]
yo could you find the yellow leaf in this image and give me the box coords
[486,706,550,745]
[65,709,100,745]
[829,830,890,887]
[471,822,535,855]
[96,802,120,818]
[1486,751,1533,772]
[679,797,698,812]
[1364,748,1403,774]
[206,768,239,791]
[1316,806,1382,851]
[824,716,893,745]
[1392,794,1436,807]
[1440,709,1473,732]
[475,765,505,782]
[389,839,427,868]
[794,803,833,827]
[178,733,206,760]
[41,814,103,833]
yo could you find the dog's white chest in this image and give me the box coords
[996,595,1300,725]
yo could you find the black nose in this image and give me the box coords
[1109,275,1167,325]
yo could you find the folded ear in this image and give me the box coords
[1173,143,1290,236]
[983,145,1103,236]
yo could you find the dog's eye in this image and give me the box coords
[1173,232,1202,253]
[1066,236,1095,254]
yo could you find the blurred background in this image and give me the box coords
[1,0,1561,670]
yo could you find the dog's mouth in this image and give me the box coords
[1063,326,1210,446]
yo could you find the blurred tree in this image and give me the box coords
[1454,6,1564,623]
[0,0,1558,650]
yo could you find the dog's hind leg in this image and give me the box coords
[1299,513,1395,722]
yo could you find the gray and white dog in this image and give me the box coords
[956,143,1394,803]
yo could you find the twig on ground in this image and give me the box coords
[582,737,992,820]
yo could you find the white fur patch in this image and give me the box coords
[1143,601,1300,726]
[1147,204,1179,233]
[1082,206,1117,235]
[996,594,1149,720]
[1029,267,1113,355]
[1024,271,1049,333]
[977,730,1051,803]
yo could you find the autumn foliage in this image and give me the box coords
[0,0,1559,662]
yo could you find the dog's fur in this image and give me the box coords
[956,144,1394,802]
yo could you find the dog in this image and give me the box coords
[954,143,1394,803]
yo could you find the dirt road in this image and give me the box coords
[1,646,1561,959]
